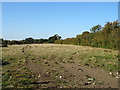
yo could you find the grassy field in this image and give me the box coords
[2,44,119,88]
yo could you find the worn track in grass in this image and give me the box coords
[22,44,119,88]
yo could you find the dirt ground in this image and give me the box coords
[21,44,119,88]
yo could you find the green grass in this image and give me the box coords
[2,45,37,88]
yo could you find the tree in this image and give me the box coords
[82,31,90,35]
[42,39,48,43]
[54,39,63,44]
[90,25,102,33]
[62,38,77,45]
[0,38,8,47]
[24,37,34,44]
[48,34,61,43]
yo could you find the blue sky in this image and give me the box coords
[2,2,118,40]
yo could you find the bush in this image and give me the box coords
[0,44,8,47]
[1,44,8,47]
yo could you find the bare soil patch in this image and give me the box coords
[22,44,119,88]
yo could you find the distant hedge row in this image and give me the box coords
[1,20,120,50]
[1,34,61,47]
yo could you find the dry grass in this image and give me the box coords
[18,44,118,71]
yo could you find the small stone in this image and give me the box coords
[109,72,112,75]
[78,69,82,71]
[46,72,49,74]
[92,83,96,85]
[38,74,41,78]
[60,75,62,78]
[116,72,119,75]
[74,77,76,78]
[88,78,94,81]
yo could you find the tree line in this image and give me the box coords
[55,20,119,50]
[1,34,61,47]
[1,20,120,50]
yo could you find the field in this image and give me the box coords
[2,44,119,88]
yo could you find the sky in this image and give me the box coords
[2,0,120,2]
[2,2,118,40]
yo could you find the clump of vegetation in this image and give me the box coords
[2,60,10,65]
[1,44,8,47]
[56,80,68,84]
